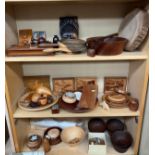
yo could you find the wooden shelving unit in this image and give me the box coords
[5,0,149,155]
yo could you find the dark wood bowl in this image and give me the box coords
[95,37,128,55]
[111,131,133,153]
[107,119,125,134]
[44,127,62,145]
[86,33,118,49]
[88,118,106,132]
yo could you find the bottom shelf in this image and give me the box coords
[22,130,134,155]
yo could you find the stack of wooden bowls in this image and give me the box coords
[105,93,128,108]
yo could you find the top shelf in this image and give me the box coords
[5,51,148,62]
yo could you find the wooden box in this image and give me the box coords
[88,132,107,155]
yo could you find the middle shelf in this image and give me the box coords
[13,106,140,118]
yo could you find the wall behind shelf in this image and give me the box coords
[13,3,132,39]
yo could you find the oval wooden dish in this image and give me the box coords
[18,91,58,111]
[59,98,98,113]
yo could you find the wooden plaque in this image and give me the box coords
[53,78,75,95]
[75,77,97,91]
[19,29,32,45]
[104,77,127,94]
[23,75,50,91]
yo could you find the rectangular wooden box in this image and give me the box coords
[88,132,107,155]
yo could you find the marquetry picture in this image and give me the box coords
[104,77,127,94]
[75,77,97,91]
[53,78,75,95]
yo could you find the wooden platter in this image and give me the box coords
[18,92,58,112]
[118,8,149,51]
[6,46,49,56]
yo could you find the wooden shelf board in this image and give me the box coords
[5,51,148,62]
[13,106,140,118]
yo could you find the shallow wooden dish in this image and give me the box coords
[59,98,98,113]
[18,91,58,111]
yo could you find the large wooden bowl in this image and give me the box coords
[88,118,106,132]
[106,119,125,134]
[111,131,133,153]
[95,37,128,55]
[61,126,85,146]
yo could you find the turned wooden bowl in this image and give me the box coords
[88,118,106,132]
[86,33,118,49]
[107,119,125,134]
[27,134,42,150]
[95,37,128,55]
[61,126,85,146]
[44,127,62,145]
[111,131,133,153]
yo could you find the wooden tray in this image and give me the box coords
[18,92,58,112]
[59,98,98,113]
[6,46,49,56]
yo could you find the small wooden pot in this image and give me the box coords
[128,98,139,111]
[27,134,42,150]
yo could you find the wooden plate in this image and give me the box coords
[18,92,58,111]
[59,98,98,113]
[118,8,149,51]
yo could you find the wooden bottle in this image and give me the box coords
[43,137,51,153]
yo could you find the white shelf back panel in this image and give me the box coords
[14,3,129,39]
[23,62,129,77]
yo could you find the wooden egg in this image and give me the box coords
[61,126,85,146]
[31,93,41,103]
[39,98,48,106]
